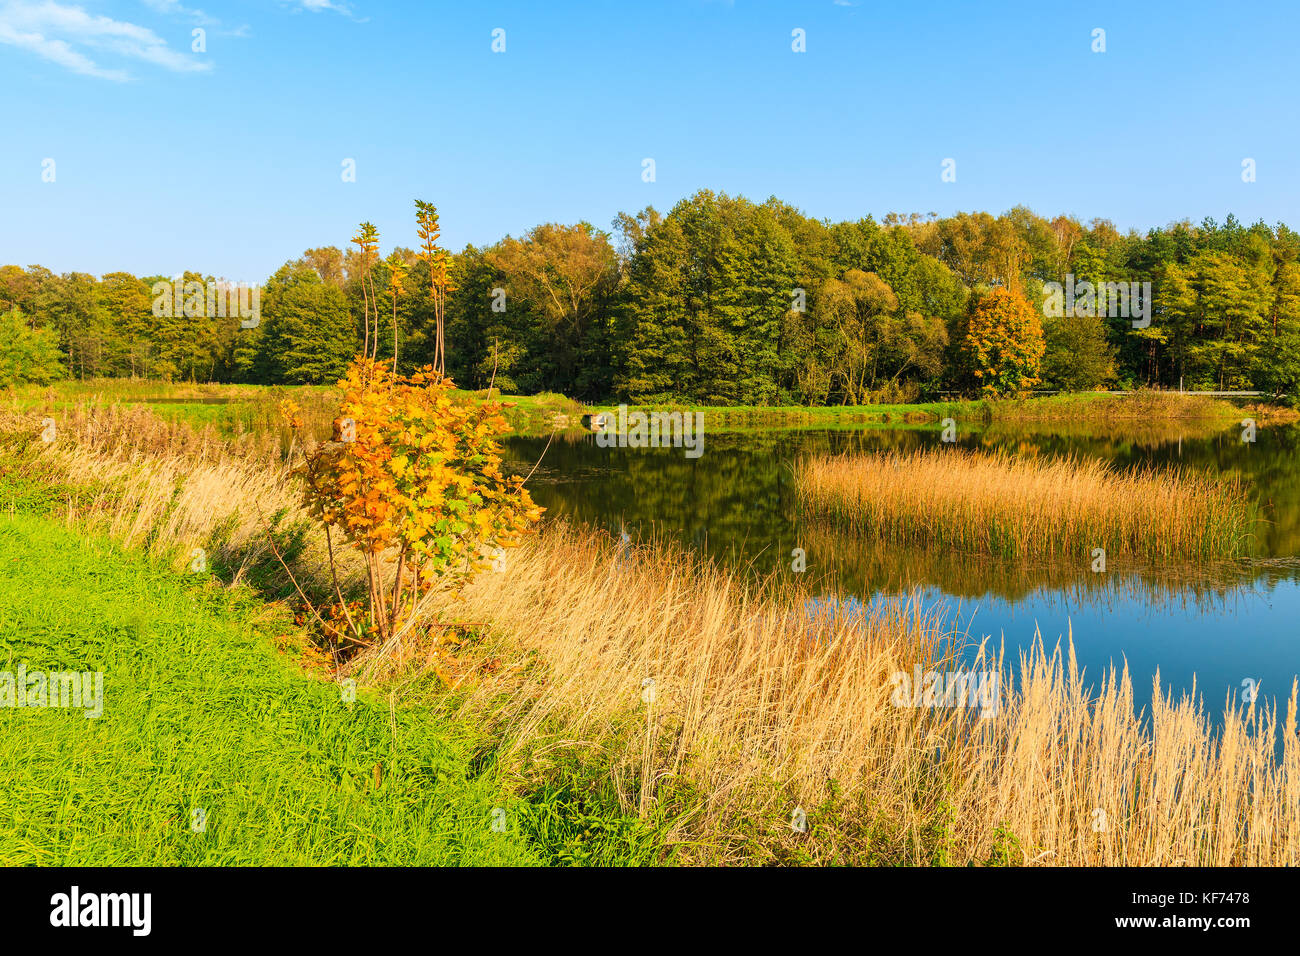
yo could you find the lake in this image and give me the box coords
[505,419,1300,714]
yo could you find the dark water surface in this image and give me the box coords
[505,420,1300,713]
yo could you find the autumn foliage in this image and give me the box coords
[959,286,1045,397]
[282,358,542,649]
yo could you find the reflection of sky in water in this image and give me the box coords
[864,580,1300,715]
[807,580,1300,715]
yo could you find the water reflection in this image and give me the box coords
[505,420,1300,709]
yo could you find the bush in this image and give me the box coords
[282,358,543,649]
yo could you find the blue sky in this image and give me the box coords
[2,0,1297,283]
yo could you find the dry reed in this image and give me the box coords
[796,448,1256,560]
[413,525,1298,864]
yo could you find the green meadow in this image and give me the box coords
[0,512,665,866]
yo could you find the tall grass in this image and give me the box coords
[5,379,589,446]
[984,390,1242,422]
[0,405,310,592]
[796,448,1256,560]
[409,525,1299,865]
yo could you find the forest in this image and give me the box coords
[4,193,1299,404]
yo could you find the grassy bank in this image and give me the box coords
[0,410,675,865]
[0,513,547,865]
[796,448,1256,560]
[410,524,1300,865]
[586,401,965,432]
[5,379,585,449]
[10,381,1286,447]
[590,390,1288,435]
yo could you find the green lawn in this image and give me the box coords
[0,514,543,866]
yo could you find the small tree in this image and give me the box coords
[960,287,1045,397]
[414,201,454,378]
[282,357,542,650]
[350,222,381,361]
[384,251,408,374]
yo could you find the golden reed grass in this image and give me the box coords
[0,405,307,583]
[4,405,1295,864]
[422,526,1298,864]
[796,448,1256,560]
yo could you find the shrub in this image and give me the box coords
[282,358,543,649]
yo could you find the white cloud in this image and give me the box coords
[141,0,216,26]
[295,0,352,14]
[288,0,358,18]
[142,0,251,39]
[0,20,128,79]
[0,0,211,79]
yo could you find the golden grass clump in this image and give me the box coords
[0,405,307,581]
[420,525,1299,865]
[796,448,1255,560]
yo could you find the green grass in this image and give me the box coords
[586,401,966,434]
[0,513,547,865]
[10,379,1267,444]
[587,391,1254,434]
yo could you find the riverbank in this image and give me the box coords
[587,391,1296,435]
[3,402,1296,865]
[10,381,1292,446]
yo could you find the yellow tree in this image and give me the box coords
[414,200,454,377]
[960,287,1045,397]
[281,360,543,648]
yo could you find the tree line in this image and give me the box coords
[4,192,1298,403]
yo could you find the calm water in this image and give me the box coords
[504,420,1300,712]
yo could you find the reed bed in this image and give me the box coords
[417,526,1299,864]
[985,390,1238,422]
[796,448,1256,560]
[5,404,1296,864]
[948,641,1300,866]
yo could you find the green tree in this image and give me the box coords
[1257,259,1300,404]
[1042,311,1116,391]
[256,263,356,383]
[0,308,64,386]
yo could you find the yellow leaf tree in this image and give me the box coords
[283,357,542,650]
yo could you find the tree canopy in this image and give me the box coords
[3,198,1296,402]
